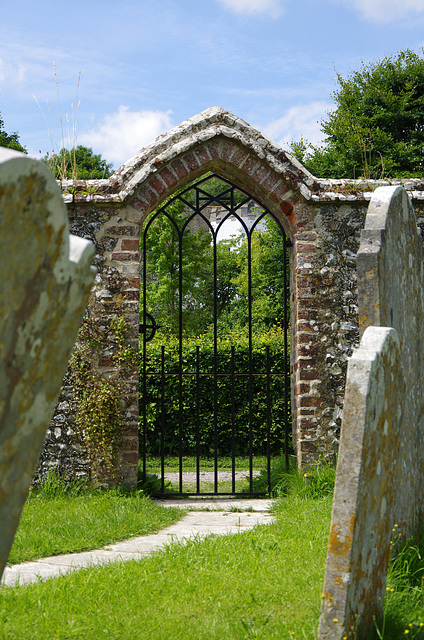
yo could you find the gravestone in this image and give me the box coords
[0,148,95,580]
[318,186,424,640]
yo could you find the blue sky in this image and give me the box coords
[2,0,424,169]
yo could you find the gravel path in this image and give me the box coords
[163,470,260,483]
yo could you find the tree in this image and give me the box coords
[43,145,114,180]
[142,198,214,336]
[0,113,26,153]
[230,216,289,331]
[142,177,290,338]
[293,49,424,179]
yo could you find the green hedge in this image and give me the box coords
[139,328,290,456]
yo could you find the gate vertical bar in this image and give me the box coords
[160,346,166,493]
[213,229,218,494]
[231,345,236,494]
[266,345,272,495]
[196,345,200,494]
[178,226,184,494]
[247,231,253,492]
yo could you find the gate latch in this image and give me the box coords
[139,313,163,342]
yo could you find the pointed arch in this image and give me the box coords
[68,108,324,485]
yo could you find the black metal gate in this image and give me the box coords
[139,174,291,496]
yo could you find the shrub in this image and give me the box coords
[139,326,291,457]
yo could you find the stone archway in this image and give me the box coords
[55,107,326,487]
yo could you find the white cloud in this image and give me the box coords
[79,107,174,167]
[336,0,424,22]
[263,101,333,150]
[216,0,285,18]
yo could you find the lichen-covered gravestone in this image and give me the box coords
[318,186,424,640]
[0,148,95,580]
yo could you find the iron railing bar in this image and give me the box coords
[178,227,184,495]
[180,210,214,236]
[151,492,268,498]
[141,175,292,498]
[247,227,253,493]
[266,345,272,495]
[156,173,267,225]
[197,194,232,209]
[196,185,200,213]
[177,196,197,212]
[215,210,250,238]
[195,184,233,206]
[143,371,288,377]
[213,233,218,494]
[231,345,236,494]
[160,346,166,493]
[196,346,200,494]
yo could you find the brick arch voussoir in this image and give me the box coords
[127,136,300,240]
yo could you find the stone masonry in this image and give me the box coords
[319,186,424,640]
[34,107,424,485]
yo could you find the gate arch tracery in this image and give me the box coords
[140,173,292,496]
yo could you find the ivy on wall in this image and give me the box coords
[70,315,136,482]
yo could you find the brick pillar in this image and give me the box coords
[291,213,323,466]
[87,218,141,487]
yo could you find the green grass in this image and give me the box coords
[7,480,183,565]
[141,455,270,495]
[0,493,333,640]
[165,478,249,494]
[142,455,337,497]
[5,461,424,638]
[144,455,269,473]
[370,533,424,639]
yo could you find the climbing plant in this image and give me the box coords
[70,314,136,483]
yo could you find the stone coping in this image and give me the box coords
[56,106,424,206]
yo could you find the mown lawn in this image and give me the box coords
[1,494,332,640]
[3,464,423,639]
[7,485,183,565]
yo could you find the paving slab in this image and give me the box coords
[2,501,274,587]
[155,498,275,511]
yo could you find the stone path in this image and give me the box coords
[1,499,274,587]
[162,471,261,483]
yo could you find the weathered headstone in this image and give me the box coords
[318,186,424,639]
[318,326,402,639]
[0,148,95,580]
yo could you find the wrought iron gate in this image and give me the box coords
[139,174,291,497]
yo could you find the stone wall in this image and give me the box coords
[34,204,141,486]
[34,371,89,484]
[318,185,424,640]
[33,107,424,485]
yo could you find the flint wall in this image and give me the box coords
[32,107,424,485]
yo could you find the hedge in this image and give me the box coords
[139,327,291,457]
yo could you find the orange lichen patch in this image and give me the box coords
[322,591,334,605]
[329,523,353,556]
[359,314,369,328]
